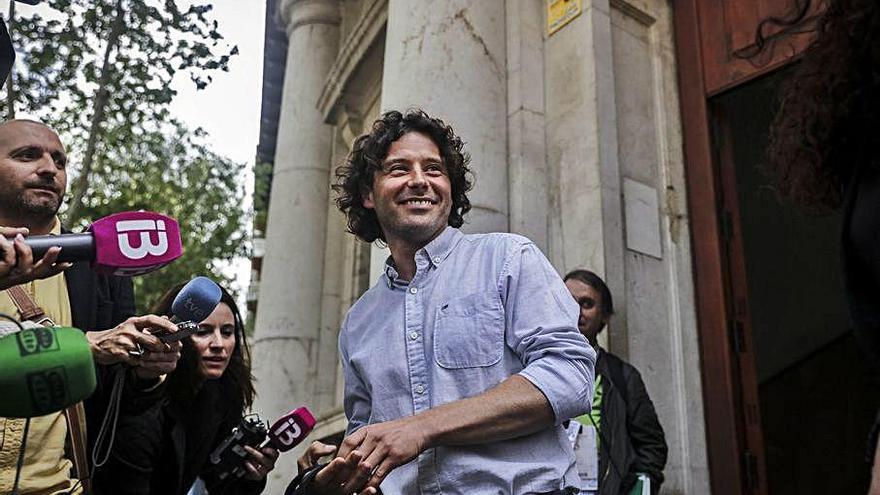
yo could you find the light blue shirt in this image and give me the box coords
[339,227,596,495]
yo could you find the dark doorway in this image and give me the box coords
[712,69,878,494]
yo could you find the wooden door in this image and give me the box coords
[672,1,819,493]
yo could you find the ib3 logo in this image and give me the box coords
[116,219,170,260]
[272,417,304,448]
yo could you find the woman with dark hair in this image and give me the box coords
[758,0,880,348]
[746,1,880,490]
[91,282,278,495]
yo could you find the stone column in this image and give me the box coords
[381,0,508,234]
[252,0,339,490]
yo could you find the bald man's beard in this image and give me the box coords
[0,187,64,224]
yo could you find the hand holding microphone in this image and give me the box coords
[3,211,184,277]
[86,315,181,377]
[0,226,71,290]
[121,277,223,379]
[210,406,316,483]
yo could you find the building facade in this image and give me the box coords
[251,1,875,494]
[253,1,709,492]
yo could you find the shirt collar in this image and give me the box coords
[383,227,463,287]
[49,216,61,235]
[422,226,462,267]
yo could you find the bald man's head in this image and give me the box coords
[0,119,67,230]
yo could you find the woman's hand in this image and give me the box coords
[242,445,279,481]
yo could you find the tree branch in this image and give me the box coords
[64,0,126,223]
[5,0,16,119]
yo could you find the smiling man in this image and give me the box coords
[289,110,596,495]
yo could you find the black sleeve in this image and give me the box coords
[109,274,136,325]
[623,364,669,494]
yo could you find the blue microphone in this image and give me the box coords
[171,276,223,323]
[155,276,223,343]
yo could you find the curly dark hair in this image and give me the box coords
[745,0,880,212]
[151,282,255,419]
[333,109,474,243]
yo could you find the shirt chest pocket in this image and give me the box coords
[433,291,504,369]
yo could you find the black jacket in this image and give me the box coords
[91,380,267,495]
[65,259,136,335]
[595,349,667,495]
[64,258,139,461]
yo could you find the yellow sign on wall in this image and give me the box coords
[547,0,582,36]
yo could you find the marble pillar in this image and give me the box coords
[368,0,509,277]
[252,0,340,490]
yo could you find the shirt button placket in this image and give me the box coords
[405,283,430,416]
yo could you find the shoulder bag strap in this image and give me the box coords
[6,285,46,322]
[64,403,92,493]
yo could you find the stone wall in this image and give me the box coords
[255,0,711,492]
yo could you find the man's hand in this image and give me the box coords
[132,329,183,381]
[242,445,279,481]
[308,450,378,495]
[298,441,337,475]
[0,227,71,290]
[86,315,181,373]
[334,415,429,491]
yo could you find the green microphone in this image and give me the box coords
[0,326,96,417]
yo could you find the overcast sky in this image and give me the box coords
[4,0,269,302]
[169,2,266,299]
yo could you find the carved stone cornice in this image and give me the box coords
[317,0,387,123]
[279,0,341,37]
[337,107,364,147]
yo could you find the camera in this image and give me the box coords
[209,413,268,480]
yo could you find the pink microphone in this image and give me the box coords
[265,406,317,452]
[15,211,183,276]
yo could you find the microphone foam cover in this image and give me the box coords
[0,327,97,418]
[267,406,316,452]
[171,276,222,323]
[91,211,183,276]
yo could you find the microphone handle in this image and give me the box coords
[24,234,95,262]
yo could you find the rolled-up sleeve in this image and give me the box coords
[499,242,596,424]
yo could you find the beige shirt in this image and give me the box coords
[0,218,82,495]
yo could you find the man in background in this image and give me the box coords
[564,269,667,495]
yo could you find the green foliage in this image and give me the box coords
[74,121,248,310]
[252,159,273,233]
[5,0,237,142]
[2,0,248,308]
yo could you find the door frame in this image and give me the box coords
[671,1,815,493]
[673,3,748,490]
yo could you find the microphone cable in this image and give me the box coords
[0,311,23,335]
[63,364,127,495]
[91,366,126,469]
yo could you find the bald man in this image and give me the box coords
[0,117,70,289]
[0,120,181,494]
